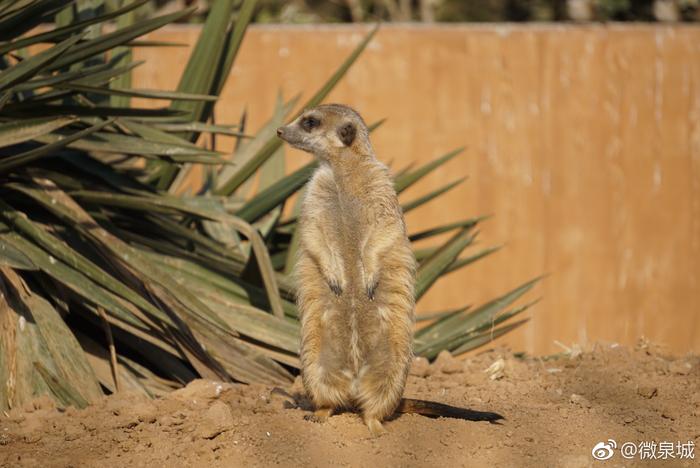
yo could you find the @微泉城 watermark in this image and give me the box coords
[591,439,695,461]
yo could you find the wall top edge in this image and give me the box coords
[151,22,700,33]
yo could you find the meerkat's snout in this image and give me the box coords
[276,125,288,140]
[276,123,305,149]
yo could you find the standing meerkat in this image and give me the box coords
[277,104,501,436]
[278,104,415,436]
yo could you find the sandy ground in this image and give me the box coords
[1,342,698,468]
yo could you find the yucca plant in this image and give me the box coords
[0,0,539,411]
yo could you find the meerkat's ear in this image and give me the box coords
[337,122,356,146]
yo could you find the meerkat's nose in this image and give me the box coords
[276,127,283,137]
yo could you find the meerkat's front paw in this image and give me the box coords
[327,278,343,296]
[366,276,379,301]
[359,260,380,300]
[323,273,344,296]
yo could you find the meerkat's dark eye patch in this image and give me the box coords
[300,116,320,132]
[337,122,356,146]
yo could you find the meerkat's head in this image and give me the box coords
[276,104,371,159]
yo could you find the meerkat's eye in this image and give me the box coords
[300,116,320,132]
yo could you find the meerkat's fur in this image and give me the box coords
[278,104,415,436]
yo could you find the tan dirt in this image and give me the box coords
[1,342,698,468]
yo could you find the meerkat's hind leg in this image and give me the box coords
[305,406,334,423]
[356,358,408,437]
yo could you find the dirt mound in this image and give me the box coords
[1,343,698,467]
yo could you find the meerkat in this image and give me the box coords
[277,104,501,436]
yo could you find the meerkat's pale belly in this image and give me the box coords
[322,199,397,378]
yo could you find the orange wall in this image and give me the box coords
[133,24,700,356]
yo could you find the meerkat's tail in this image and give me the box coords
[395,398,504,423]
